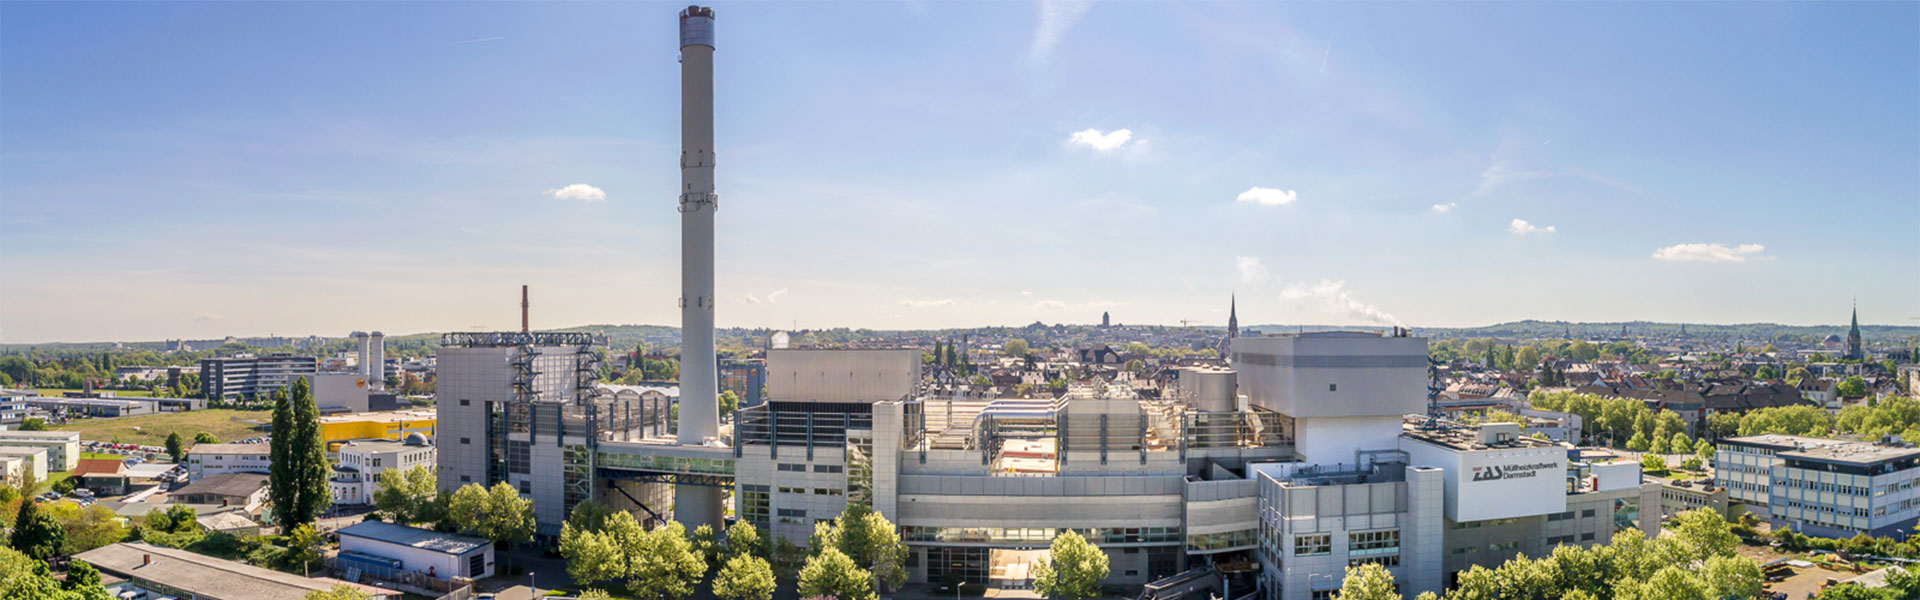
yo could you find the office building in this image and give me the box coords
[201,353,318,401]
[23,396,156,418]
[0,430,81,471]
[186,443,271,481]
[1717,434,1920,538]
[332,436,436,505]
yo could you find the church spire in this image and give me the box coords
[1847,300,1863,360]
[1227,294,1239,339]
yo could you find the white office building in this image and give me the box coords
[0,430,81,471]
[1717,434,1920,538]
[331,436,436,505]
[186,443,271,481]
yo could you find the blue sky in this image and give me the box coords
[2,1,1915,343]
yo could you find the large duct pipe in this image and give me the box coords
[673,4,724,530]
[368,331,386,391]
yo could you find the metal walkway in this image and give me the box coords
[595,441,737,488]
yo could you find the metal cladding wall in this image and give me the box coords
[1231,332,1427,419]
[1401,437,1566,522]
[765,349,922,403]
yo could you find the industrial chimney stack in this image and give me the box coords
[674,4,724,530]
[521,285,530,333]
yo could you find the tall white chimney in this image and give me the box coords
[352,331,370,376]
[674,4,724,530]
[368,331,386,391]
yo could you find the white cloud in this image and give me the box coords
[1432,202,1458,213]
[1068,128,1134,152]
[1032,0,1094,63]
[1509,219,1555,235]
[900,299,957,308]
[1279,280,1403,327]
[767,288,789,303]
[1236,187,1297,206]
[1033,300,1069,310]
[195,314,226,322]
[742,293,760,304]
[1020,291,1032,296]
[1235,256,1269,284]
[1652,243,1770,263]
[545,183,606,202]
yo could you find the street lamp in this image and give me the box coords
[530,571,536,599]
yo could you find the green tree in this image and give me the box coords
[65,558,102,591]
[821,504,908,590]
[576,589,614,600]
[1663,509,1738,564]
[1670,432,1692,454]
[9,500,64,560]
[1700,554,1762,600]
[693,524,723,568]
[1640,453,1666,474]
[1004,339,1029,358]
[446,482,535,551]
[631,521,706,600]
[1786,366,1812,385]
[798,547,875,600]
[1694,439,1715,461]
[725,518,764,560]
[372,466,440,525]
[1033,529,1108,600]
[1650,434,1671,455]
[567,499,617,533]
[165,432,185,463]
[719,390,741,416]
[1626,432,1649,452]
[1334,562,1397,600]
[284,524,326,574]
[1737,405,1832,437]
[559,522,623,588]
[301,584,376,600]
[1838,375,1869,397]
[45,503,126,554]
[194,432,220,444]
[713,553,777,600]
[269,378,330,529]
[18,419,48,431]
[0,546,109,600]
[1680,456,1703,471]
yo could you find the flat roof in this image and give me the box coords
[339,440,424,453]
[190,443,270,455]
[76,542,388,600]
[319,409,437,424]
[0,430,81,440]
[1781,443,1920,466]
[339,521,490,555]
[1721,434,1849,451]
[174,473,268,498]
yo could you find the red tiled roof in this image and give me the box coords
[72,458,126,477]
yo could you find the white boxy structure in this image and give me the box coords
[338,521,493,581]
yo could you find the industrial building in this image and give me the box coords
[320,409,438,447]
[200,353,319,401]
[22,395,156,418]
[1715,434,1920,538]
[339,521,494,582]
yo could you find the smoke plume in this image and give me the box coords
[1279,280,1404,327]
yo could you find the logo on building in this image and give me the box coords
[1471,461,1559,482]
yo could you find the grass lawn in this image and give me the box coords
[52,409,271,446]
[33,388,158,398]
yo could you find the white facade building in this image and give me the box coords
[186,443,271,481]
[338,521,494,581]
[331,436,436,505]
[1717,434,1920,538]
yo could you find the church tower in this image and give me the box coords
[1227,294,1239,340]
[1847,303,1863,360]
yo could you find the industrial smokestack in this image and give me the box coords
[521,285,530,333]
[368,331,385,391]
[674,4,724,530]
[352,331,370,377]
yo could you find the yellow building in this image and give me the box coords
[319,409,437,448]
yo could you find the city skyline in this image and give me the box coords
[3,1,1916,343]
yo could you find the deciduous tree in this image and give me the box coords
[1334,563,1397,600]
[1033,530,1108,600]
[798,547,874,600]
[714,553,777,600]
